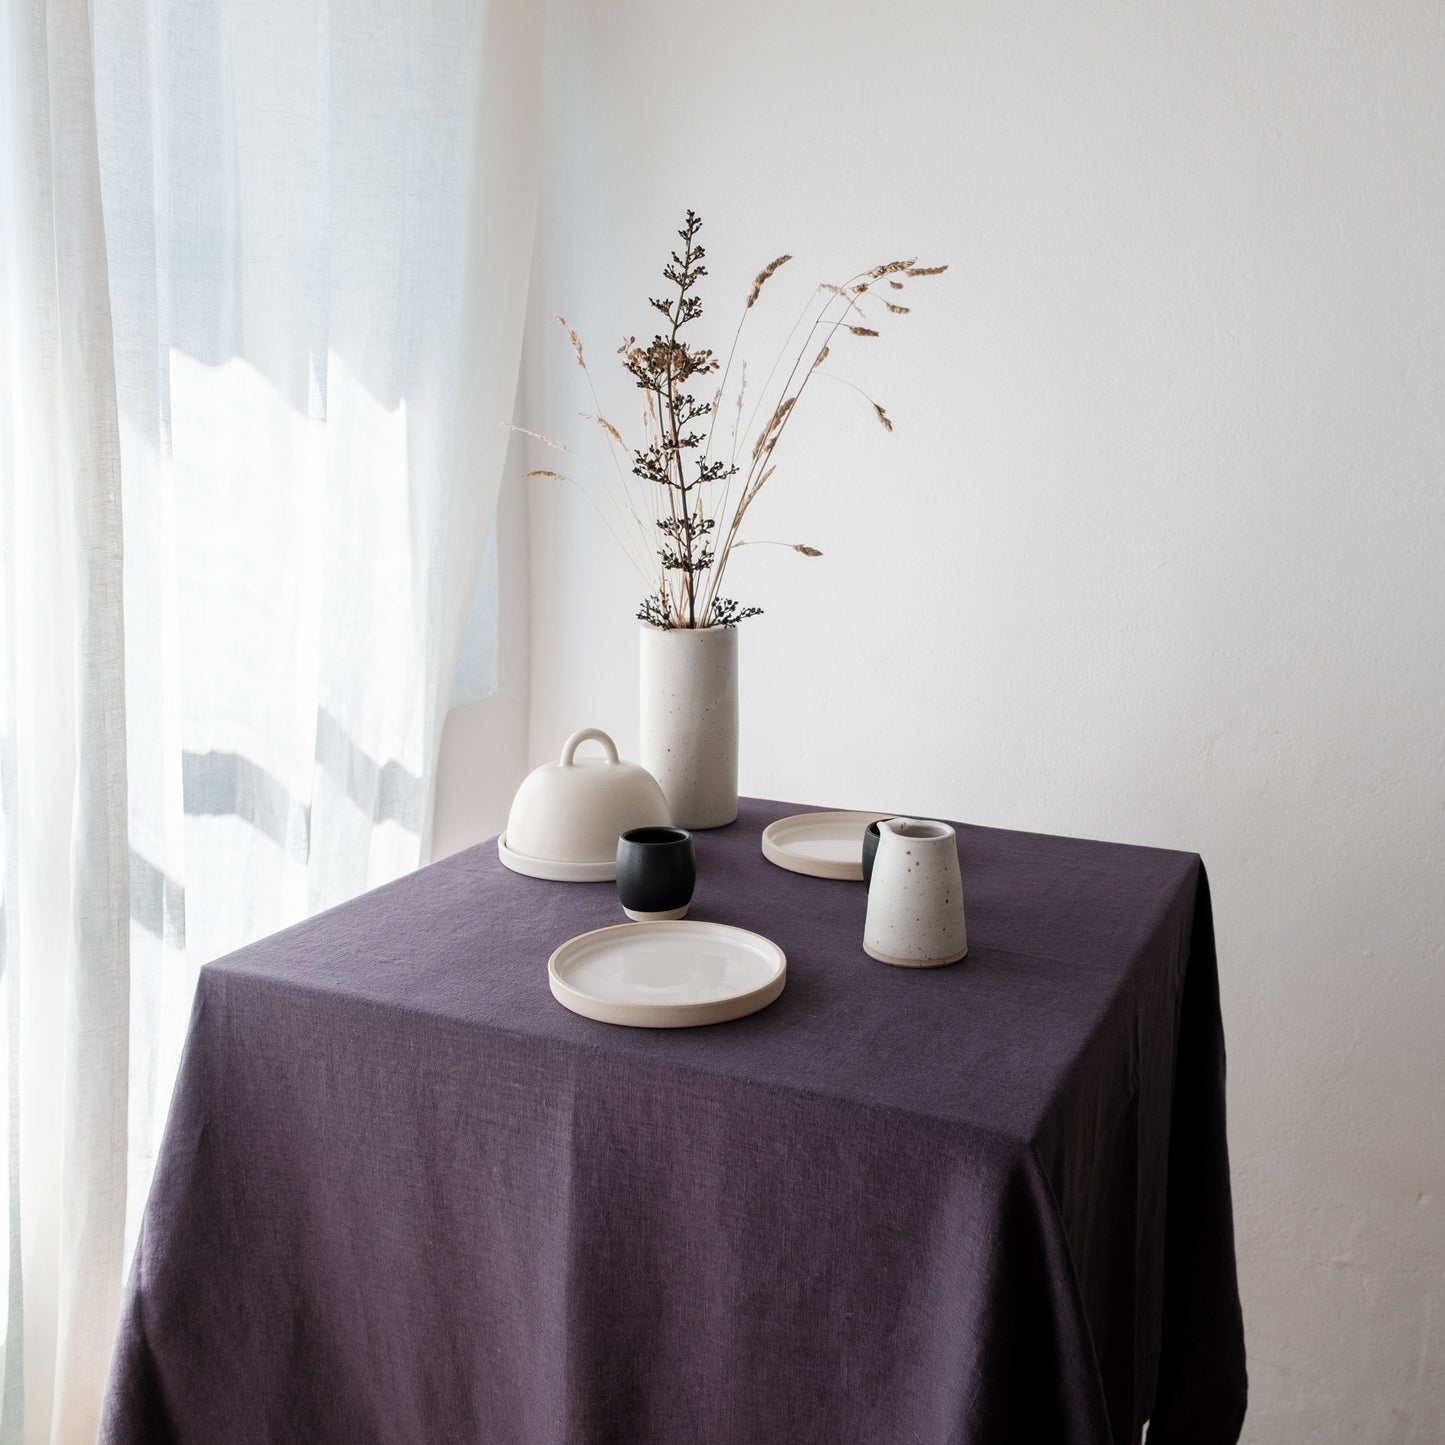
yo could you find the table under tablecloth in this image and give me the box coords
[100,797,1245,1444]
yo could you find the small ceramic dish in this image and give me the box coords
[761,810,892,882]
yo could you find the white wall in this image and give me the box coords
[511,1,1445,1438]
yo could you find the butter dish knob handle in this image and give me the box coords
[560,728,620,767]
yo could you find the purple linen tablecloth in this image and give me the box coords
[100,798,1246,1445]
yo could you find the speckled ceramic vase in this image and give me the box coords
[863,818,968,967]
[639,623,739,829]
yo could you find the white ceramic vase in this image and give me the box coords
[863,818,968,967]
[639,623,739,829]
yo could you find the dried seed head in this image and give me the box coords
[506,424,571,452]
[848,326,879,337]
[794,544,823,557]
[745,465,777,503]
[812,345,830,369]
[873,403,893,432]
[555,314,585,368]
[887,279,905,290]
[905,264,949,277]
[752,397,795,458]
[583,413,625,447]
[746,254,793,307]
[885,302,910,314]
[524,469,567,479]
[868,258,917,278]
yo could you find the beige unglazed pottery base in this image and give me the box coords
[863,943,968,968]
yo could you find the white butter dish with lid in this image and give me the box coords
[498,728,671,882]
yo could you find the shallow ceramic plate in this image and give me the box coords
[498,831,615,883]
[548,920,786,1028]
[760,810,892,881]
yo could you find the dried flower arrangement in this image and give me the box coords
[517,210,946,629]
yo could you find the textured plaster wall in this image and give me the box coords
[450,1,1445,1438]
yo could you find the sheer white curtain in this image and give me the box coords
[0,0,541,1437]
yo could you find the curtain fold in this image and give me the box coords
[0,1,541,1438]
[1,1,132,1439]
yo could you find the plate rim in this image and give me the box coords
[760,809,893,881]
[547,919,787,1029]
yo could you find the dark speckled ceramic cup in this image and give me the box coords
[616,827,696,921]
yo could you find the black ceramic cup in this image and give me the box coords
[616,826,696,921]
[862,820,884,890]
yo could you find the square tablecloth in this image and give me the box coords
[100,798,1246,1444]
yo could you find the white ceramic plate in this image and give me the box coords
[760,810,892,881]
[498,831,615,883]
[548,920,786,1029]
